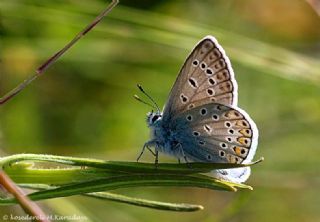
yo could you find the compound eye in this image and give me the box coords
[151,115,159,123]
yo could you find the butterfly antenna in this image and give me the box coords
[134,95,156,110]
[137,84,161,112]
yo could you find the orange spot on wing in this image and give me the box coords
[233,146,242,156]
[237,137,251,146]
[239,129,252,137]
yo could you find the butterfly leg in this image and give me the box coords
[179,147,191,168]
[154,150,159,168]
[174,143,191,167]
[136,143,147,162]
[137,141,156,162]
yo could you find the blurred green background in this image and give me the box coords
[1,0,320,221]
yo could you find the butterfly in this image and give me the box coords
[136,36,258,183]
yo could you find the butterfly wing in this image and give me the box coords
[159,36,258,182]
[163,36,238,121]
[174,103,258,183]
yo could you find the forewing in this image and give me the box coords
[163,36,238,121]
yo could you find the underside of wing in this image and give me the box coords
[163,36,238,120]
[175,103,258,165]
[174,103,258,183]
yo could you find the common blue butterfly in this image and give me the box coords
[137,36,258,183]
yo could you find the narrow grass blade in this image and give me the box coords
[3,184,204,212]
[86,192,203,212]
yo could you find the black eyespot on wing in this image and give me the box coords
[180,94,188,103]
[212,114,219,120]
[188,78,197,88]
[220,143,227,148]
[192,60,199,66]
[209,78,216,85]
[193,131,200,137]
[200,108,207,115]
[206,68,213,75]
[207,89,214,95]
[186,115,193,121]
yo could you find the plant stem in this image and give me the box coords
[0,171,50,222]
[0,0,119,105]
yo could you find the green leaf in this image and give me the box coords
[0,154,262,211]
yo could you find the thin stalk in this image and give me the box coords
[0,171,50,222]
[0,0,119,105]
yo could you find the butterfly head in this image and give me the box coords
[146,111,162,127]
